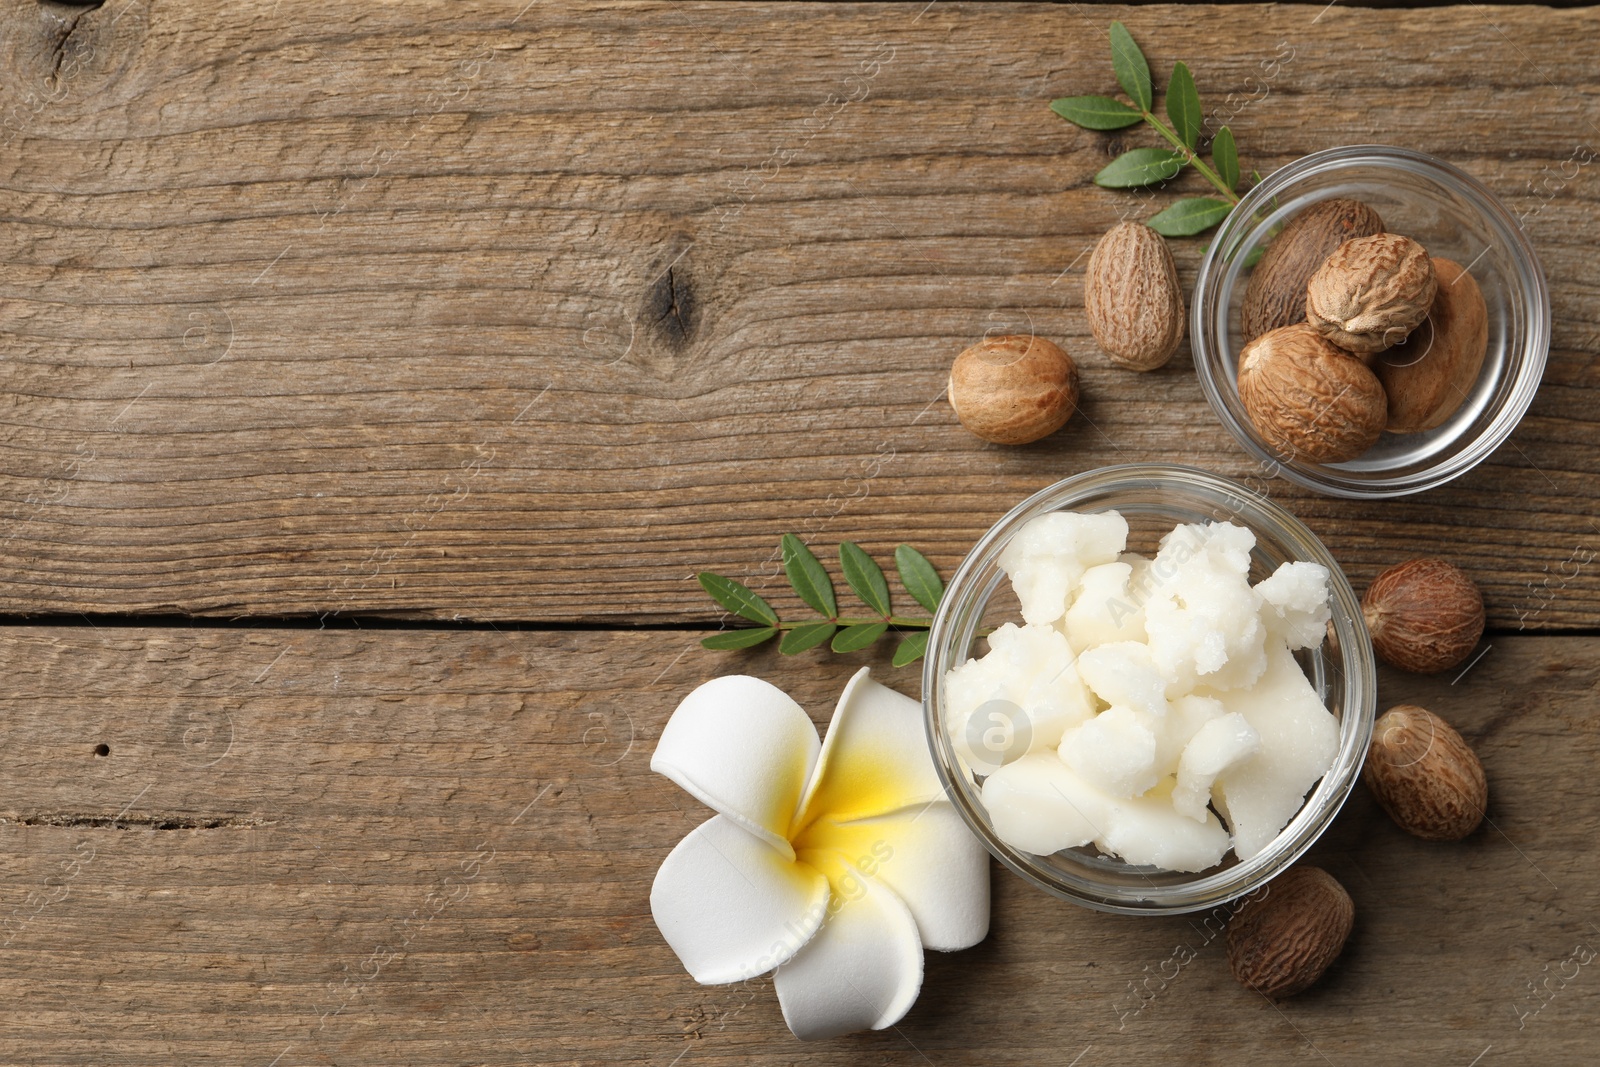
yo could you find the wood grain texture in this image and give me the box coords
[0,626,1595,1066]
[0,2,1597,626]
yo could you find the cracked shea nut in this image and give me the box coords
[1227,865,1354,999]
[1306,233,1437,357]
[1241,197,1385,343]
[1376,258,1489,433]
[1236,323,1387,463]
[948,334,1079,445]
[1362,558,1485,673]
[1364,704,1487,840]
[1085,221,1184,371]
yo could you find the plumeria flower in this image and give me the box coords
[650,667,990,1040]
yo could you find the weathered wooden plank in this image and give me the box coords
[0,626,1594,1065]
[0,2,1596,628]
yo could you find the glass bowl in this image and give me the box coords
[922,464,1376,915]
[1192,145,1549,498]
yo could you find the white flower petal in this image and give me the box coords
[794,801,990,952]
[793,667,945,832]
[652,674,820,856]
[775,849,924,1040]
[650,814,830,985]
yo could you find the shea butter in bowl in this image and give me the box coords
[922,465,1375,915]
[1192,145,1549,499]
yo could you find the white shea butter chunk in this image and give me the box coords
[1255,561,1333,650]
[1153,693,1226,779]
[1210,642,1339,859]
[981,753,1108,856]
[1063,561,1147,650]
[997,511,1128,626]
[1075,641,1167,718]
[1173,712,1260,823]
[1142,522,1269,695]
[944,623,1095,770]
[1094,778,1230,873]
[1059,704,1158,798]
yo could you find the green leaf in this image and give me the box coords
[1243,246,1266,269]
[779,621,837,655]
[839,542,892,617]
[701,627,777,651]
[780,534,836,619]
[892,630,931,668]
[1165,61,1201,150]
[1212,125,1239,191]
[894,544,944,615]
[1109,21,1152,112]
[831,621,889,653]
[1146,197,1234,237]
[696,572,779,627]
[1049,95,1142,131]
[1094,147,1185,189]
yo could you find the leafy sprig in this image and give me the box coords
[1051,21,1248,237]
[698,536,943,666]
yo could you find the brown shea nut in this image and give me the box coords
[1362,558,1485,673]
[1306,233,1437,357]
[1236,323,1388,463]
[948,334,1079,445]
[1227,865,1354,999]
[1376,258,1489,433]
[1084,221,1185,371]
[1241,197,1385,343]
[1364,704,1488,840]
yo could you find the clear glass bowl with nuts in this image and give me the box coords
[1192,145,1549,498]
[922,465,1376,914]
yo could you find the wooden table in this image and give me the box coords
[1,2,1596,1063]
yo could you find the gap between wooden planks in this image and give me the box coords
[0,2,1596,626]
[0,626,1595,1065]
